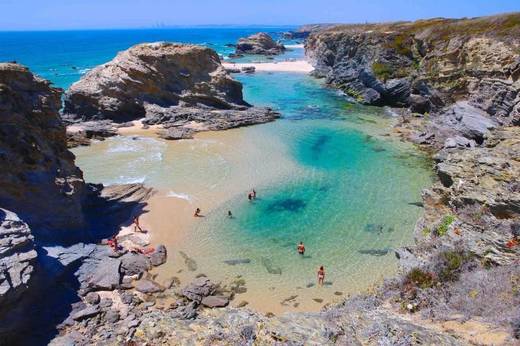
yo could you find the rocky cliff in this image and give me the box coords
[304,13,520,343]
[63,42,278,143]
[306,13,520,126]
[0,63,87,234]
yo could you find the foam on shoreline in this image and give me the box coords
[223,60,314,73]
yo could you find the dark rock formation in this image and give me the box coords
[0,63,88,234]
[306,13,520,124]
[63,42,278,144]
[235,33,285,55]
[0,209,37,308]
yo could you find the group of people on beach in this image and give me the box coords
[192,188,327,286]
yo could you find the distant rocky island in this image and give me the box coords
[234,32,285,55]
[1,12,519,345]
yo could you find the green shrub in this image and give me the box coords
[406,268,435,289]
[388,34,413,57]
[437,215,455,236]
[372,62,393,81]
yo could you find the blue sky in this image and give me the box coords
[0,0,518,31]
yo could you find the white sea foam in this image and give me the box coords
[166,190,192,202]
[285,44,304,49]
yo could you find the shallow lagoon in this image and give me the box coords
[73,71,433,312]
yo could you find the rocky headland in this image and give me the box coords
[235,32,285,55]
[63,42,278,146]
[0,63,160,344]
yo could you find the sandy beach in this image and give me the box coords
[223,60,314,73]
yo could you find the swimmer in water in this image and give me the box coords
[317,266,325,286]
[297,242,305,255]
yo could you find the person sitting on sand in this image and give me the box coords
[317,266,325,286]
[133,216,144,233]
[297,242,305,255]
[194,208,201,217]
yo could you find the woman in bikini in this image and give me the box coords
[317,266,325,286]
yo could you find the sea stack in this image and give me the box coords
[63,42,278,142]
[235,32,285,55]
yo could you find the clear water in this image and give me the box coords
[1,28,433,310]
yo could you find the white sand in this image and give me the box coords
[223,60,314,73]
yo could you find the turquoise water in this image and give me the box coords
[2,28,433,309]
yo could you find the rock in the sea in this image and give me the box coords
[0,209,37,307]
[181,277,217,303]
[235,32,285,55]
[0,63,87,235]
[149,245,167,267]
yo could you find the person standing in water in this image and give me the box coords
[194,208,201,217]
[228,210,233,219]
[252,189,257,199]
[248,192,253,201]
[297,242,305,255]
[317,266,325,286]
[133,216,144,233]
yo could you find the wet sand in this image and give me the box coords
[223,60,314,73]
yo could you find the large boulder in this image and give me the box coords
[64,42,250,123]
[181,277,217,303]
[235,33,285,55]
[0,63,87,235]
[0,209,37,307]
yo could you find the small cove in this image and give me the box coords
[73,71,434,313]
[1,28,434,313]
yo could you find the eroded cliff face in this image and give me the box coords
[0,63,87,234]
[306,13,520,125]
[64,42,251,122]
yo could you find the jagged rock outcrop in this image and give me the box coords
[0,209,37,308]
[0,63,87,234]
[235,32,285,55]
[282,24,338,40]
[306,13,520,125]
[63,42,278,145]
